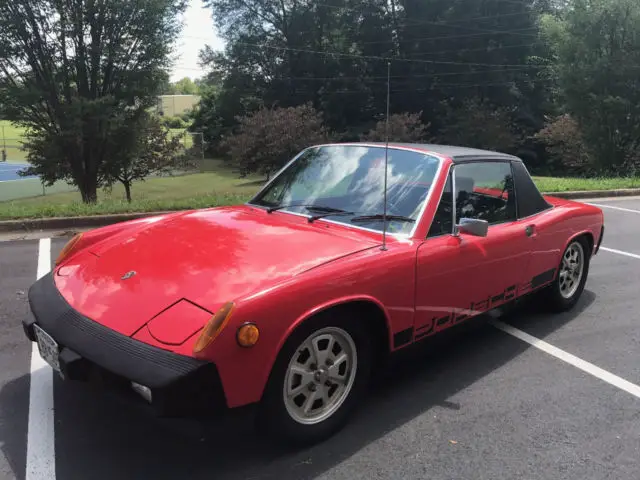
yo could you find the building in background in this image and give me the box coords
[157,95,201,117]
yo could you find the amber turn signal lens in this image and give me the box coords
[236,323,260,348]
[55,233,83,266]
[193,302,235,354]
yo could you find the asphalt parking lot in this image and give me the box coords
[1,197,639,480]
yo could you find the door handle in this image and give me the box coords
[525,225,535,237]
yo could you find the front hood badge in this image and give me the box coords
[121,271,137,280]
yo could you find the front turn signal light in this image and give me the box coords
[55,233,84,266]
[237,323,260,348]
[193,302,235,354]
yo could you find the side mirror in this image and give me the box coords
[456,217,488,237]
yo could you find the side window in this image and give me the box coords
[427,174,453,237]
[454,162,516,225]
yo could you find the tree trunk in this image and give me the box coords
[76,145,99,204]
[79,177,98,203]
[123,181,132,203]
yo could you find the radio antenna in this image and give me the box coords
[381,61,391,251]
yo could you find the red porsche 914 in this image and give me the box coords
[23,143,604,445]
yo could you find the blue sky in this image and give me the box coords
[171,0,225,82]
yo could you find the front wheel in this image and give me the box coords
[257,314,372,445]
[544,236,591,312]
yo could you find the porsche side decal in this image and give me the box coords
[393,268,557,348]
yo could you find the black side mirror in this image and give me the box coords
[455,217,488,237]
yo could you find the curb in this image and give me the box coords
[0,211,176,233]
[543,188,640,199]
[1,188,639,233]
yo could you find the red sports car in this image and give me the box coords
[23,143,605,445]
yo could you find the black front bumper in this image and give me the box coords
[23,272,228,417]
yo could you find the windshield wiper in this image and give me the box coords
[308,210,356,223]
[265,203,349,214]
[350,214,416,223]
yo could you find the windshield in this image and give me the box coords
[249,144,442,235]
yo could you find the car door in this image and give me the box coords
[413,160,533,339]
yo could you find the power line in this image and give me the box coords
[405,41,543,57]
[215,14,536,41]
[359,26,539,46]
[232,40,550,69]
[184,36,551,69]
[206,0,540,44]
[268,66,536,82]
[414,10,536,26]
[309,1,536,37]
[223,80,540,97]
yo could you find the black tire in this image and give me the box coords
[256,311,373,446]
[544,235,591,312]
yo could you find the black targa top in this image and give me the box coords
[357,142,552,218]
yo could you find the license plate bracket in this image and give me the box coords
[33,324,62,374]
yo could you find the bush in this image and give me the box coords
[438,99,520,153]
[534,114,592,175]
[220,103,332,179]
[360,112,432,143]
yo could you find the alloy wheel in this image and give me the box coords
[559,241,585,299]
[282,327,358,425]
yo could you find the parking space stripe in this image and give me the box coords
[36,238,50,280]
[490,319,640,399]
[587,202,640,214]
[600,246,640,260]
[26,238,56,480]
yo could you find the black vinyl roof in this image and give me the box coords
[358,142,521,162]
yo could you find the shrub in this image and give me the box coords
[161,115,187,129]
[360,112,432,143]
[220,103,332,179]
[534,114,592,175]
[438,99,520,153]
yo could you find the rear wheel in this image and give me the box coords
[257,313,372,445]
[544,236,590,312]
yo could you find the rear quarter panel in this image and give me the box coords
[522,196,604,295]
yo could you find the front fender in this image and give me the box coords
[205,243,417,409]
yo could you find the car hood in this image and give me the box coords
[54,206,378,337]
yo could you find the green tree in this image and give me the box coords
[105,114,192,202]
[0,0,187,203]
[542,0,640,173]
[171,77,201,95]
[199,0,552,159]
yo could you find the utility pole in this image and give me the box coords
[1,125,6,162]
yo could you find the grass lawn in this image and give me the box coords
[533,176,640,192]
[0,120,26,139]
[1,167,639,221]
[0,120,28,162]
[0,169,264,220]
[0,121,193,163]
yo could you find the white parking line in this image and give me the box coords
[600,246,640,260]
[26,238,56,480]
[490,320,640,399]
[588,202,640,214]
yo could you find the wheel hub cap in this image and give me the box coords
[282,327,358,425]
[314,368,329,384]
[559,241,584,299]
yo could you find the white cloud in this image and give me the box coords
[170,0,225,82]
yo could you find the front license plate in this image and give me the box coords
[33,324,61,373]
